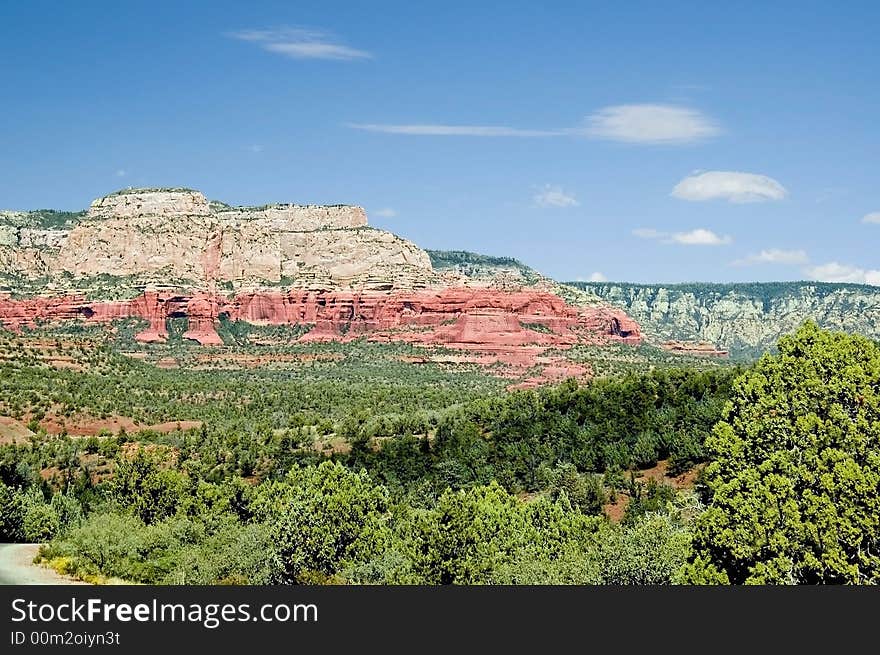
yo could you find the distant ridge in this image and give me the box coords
[568,280,880,355]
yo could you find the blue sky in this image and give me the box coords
[1,1,877,284]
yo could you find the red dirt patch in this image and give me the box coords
[601,459,703,522]
[33,411,202,437]
[604,495,629,523]
[635,459,704,490]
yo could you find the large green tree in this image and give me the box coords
[685,323,880,584]
[253,461,391,584]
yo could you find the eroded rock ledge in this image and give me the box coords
[0,288,641,386]
[0,288,640,346]
[1,188,434,291]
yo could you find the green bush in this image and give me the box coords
[684,323,880,584]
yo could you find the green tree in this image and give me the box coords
[0,482,26,541]
[65,513,144,577]
[549,463,606,515]
[253,461,390,584]
[599,513,691,584]
[412,481,534,584]
[684,323,880,584]
[107,448,189,524]
[410,481,606,584]
[22,502,60,542]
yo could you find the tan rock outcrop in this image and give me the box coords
[87,189,212,219]
[1,188,437,291]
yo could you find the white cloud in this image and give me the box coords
[372,207,397,218]
[733,248,809,266]
[862,212,880,224]
[533,185,579,208]
[587,271,608,282]
[346,123,560,137]
[672,171,787,203]
[227,27,371,61]
[246,144,264,153]
[115,169,126,177]
[584,104,720,144]
[668,228,732,246]
[633,227,731,245]
[805,262,880,286]
[347,103,720,144]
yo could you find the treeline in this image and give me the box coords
[26,458,692,585]
[347,368,737,494]
[0,366,733,584]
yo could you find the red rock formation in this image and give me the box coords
[131,292,168,342]
[182,295,223,345]
[0,287,642,385]
[225,288,640,346]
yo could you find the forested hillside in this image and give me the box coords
[2,321,877,584]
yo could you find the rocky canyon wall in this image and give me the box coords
[571,281,880,355]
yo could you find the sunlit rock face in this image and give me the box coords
[0,187,647,387]
[0,188,434,291]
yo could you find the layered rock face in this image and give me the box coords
[0,287,640,347]
[88,189,213,220]
[573,282,880,355]
[0,188,646,386]
[0,188,434,291]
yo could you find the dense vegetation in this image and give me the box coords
[0,209,86,230]
[1,322,877,585]
[426,249,541,283]
[427,250,532,271]
[684,323,880,583]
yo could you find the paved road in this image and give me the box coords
[0,543,86,585]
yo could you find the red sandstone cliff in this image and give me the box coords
[0,287,641,387]
[0,288,640,349]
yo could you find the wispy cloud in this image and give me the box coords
[346,123,561,137]
[347,103,720,144]
[227,27,371,61]
[585,104,720,144]
[634,227,732,246]
[733,248,808,266]
[862,212,880,224]
[246,144,264,153]
[533,185,579,208]
[115,169,126,177]
[805,262,880,286]
[672,171,787,203]
[372,207,397,218]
